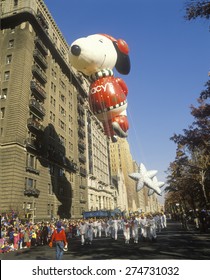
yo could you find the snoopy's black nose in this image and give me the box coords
[71,45,81,56]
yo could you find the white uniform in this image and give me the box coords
[111,219,119,240]
[79,222,88,245]
[123,219,131,244]
[103,219,110,237]
[131,218,139,243]
[161,213,167,229]
[154,214,162,233]
[139,217,147,239]
[97,220,102,237]
[147,216,157,241]
[107,218,113,237]
[93,220,98,238]
[86,222,94,244]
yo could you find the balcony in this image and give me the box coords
[78,117,85,127]
[78,140,85,151]
[78,128,85,138]
[77,94,85,104]
[37,12,49,30]
[79,153,86,163]
[25,166,40,175]
[78,103,85,114]
[24,188,40,198]
[30,80,46,100]
[29,99,46,118]
[25,137,37,151]
[34,37,48,55]
[80,167,87,177]
[33,49,48,69]
[32,64,47,84]
[27,118,44,134]
[64,158,77,173]
[89,174,96,179]
[80,199,87,204]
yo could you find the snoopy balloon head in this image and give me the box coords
[69,34,131,142]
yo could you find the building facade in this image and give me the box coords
[0,0,85,220]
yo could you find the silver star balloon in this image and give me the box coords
[147,176,165,196]
[129,163,157,192]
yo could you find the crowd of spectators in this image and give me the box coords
[0,211,167,253]
[0,211,80,253]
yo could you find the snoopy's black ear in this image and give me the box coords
[113,41,131,75]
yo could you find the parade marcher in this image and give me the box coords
[131,216,139,243]
[111,217,119,240]
[86,220,94,244]
[146,214,157,241]
[161,212,167,229]
[50,221,68,260]
[123,218,131,244]
[139,214,147,240]
[97,219,102,238]
[107,217,113,237]
[154,213,162,233]
[79,220,88,245]
[93,219,98,238]
[103,218,110,237]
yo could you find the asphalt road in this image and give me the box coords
[1,220,210,260]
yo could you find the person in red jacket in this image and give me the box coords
[51,221,67,260]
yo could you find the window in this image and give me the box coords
[25,177,36,189]
[27,154,35,168]
[50,82,56,93]
[48,183,53,195]
[50,96,56,107]
[14,0,18,7]
[6,54,12,64]
[60,93,66,103]
[4,71,10,81]
[59,119,65,130]
[59,168,64,177]
[52,33,57,44]
[0,107,5,119]
[51,68,57,79]
[59,105,66,116]
[8,39,14,48]
[59,135,65,145]
[1,88,7,99]
[49,111,55,122]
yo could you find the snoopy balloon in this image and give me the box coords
[69,34,131,141]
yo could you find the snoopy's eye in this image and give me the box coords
[99,39,103,43]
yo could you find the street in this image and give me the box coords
[1,220,210,260]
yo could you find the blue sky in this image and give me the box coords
[44,0,210,199]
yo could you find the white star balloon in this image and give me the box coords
[129,163,157,192]
[147,176,165,196]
